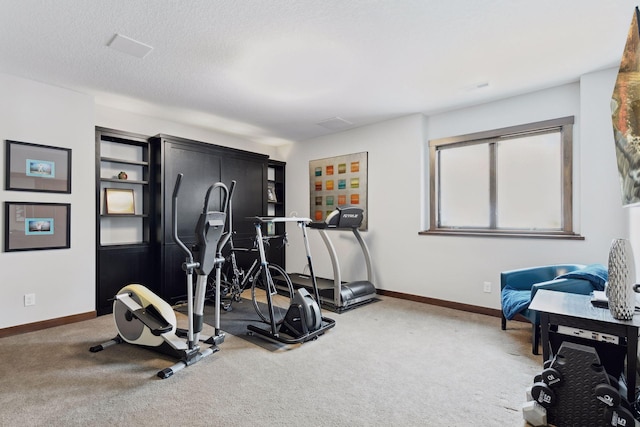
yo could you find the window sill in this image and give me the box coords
[419,229,585,240]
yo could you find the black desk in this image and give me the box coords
[529,289,640,402]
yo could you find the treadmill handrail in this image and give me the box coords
[351,228,373,283]
[315,227,374,308]
[317,229,342,307]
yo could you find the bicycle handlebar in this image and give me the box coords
[224,233,288,252]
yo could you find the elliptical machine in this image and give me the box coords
[90,174,234,379]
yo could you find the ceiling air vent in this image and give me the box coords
[107,34,153,59]
[316,117,353,131]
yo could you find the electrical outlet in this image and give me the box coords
[24,293,35,306]
[483,282,492,293]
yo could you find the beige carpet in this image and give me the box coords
[0,295,539,426]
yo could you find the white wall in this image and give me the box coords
[284,114,426,295]
[580,68,634,268]
[0,73,95,328]
[0,65,630,329]
[284,70,627,310]
[0,74,280,330]
[95,105,279,159]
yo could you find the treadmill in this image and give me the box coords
[288,206,377,312]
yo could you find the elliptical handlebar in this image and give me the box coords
[217,180,236,252]
[203,183,226,216]
[193,179,236,276]
[202,179,235,217]
[226,180,236,214]
[172,174,196,268]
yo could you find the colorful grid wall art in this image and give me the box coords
[309,151,368,230]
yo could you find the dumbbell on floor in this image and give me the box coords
[603,406,635,426]
[522,400,547,427]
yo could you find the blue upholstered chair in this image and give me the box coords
[500,264,608,355]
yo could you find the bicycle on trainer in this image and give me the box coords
[206,231,294,325]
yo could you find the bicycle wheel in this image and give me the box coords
[251,263,294,325]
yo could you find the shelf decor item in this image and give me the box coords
[267,182,277,202]
[5,140,72,193]
[607,238,636,320]
[105,188,135,215]
[117,171,128,180]
[4,202,70,251]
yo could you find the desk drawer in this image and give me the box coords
[556,325,620,344]
[549,329,626,380]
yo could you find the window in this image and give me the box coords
[423,116,582,239]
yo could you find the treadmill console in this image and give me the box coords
[325,206,364,229]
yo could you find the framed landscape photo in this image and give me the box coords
[5,140,72,193]
[105,188,135,214]
[4,202,70,252]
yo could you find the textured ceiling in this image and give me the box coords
[0,1,636,145]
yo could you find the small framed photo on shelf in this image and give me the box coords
[105,188,135,214]
[267,182,277,203]
[5,140,72,193]
[4,202,71,252]
[267,221,275,236]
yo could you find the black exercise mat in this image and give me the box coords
[198,298,290,350]
[173,297,261,337]
[206,298,263,337]
[178,296,336,350]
